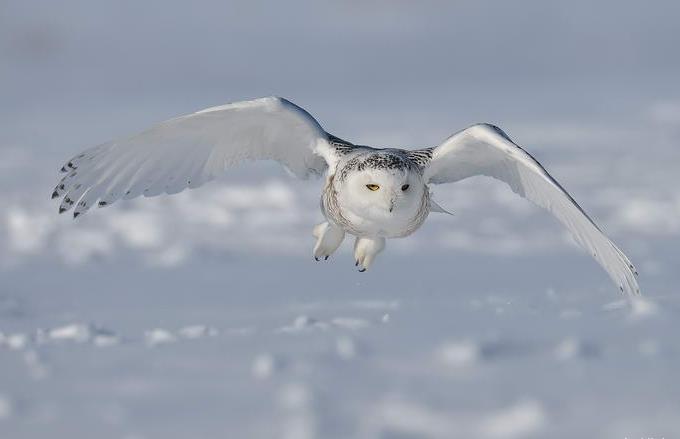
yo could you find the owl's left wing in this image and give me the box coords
[421,123,640,296]
[52,97,352,217]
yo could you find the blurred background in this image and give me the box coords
[1,1,679,438]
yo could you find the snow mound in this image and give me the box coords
[144,329,177,347]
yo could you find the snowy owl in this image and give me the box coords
[52,97,639,295]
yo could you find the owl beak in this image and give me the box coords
[388,194,396,212]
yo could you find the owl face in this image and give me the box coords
[338,164,426,221]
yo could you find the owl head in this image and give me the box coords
[335,152,426,221]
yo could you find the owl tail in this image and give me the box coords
[429,199,453,215]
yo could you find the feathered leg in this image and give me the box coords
[312,222,345,261]
[353,236,385,272]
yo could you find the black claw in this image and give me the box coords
[51,191,59,199]
[314,257,319,261]
[98,201,107,207]
[355,261,359,266]
[60,166,68,172]
[324,255,329,261]
[73,212,80,219]
[59,207,66,214]
[358,268,366,273]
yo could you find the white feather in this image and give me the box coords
[53,97,332,215]
[424,123,639,295]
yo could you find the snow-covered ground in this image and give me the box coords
[2,1,679,438]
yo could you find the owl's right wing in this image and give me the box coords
[52,97,354,217]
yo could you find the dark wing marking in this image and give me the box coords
[406,148,434,168]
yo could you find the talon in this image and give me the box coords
[312,222,345,265]
[314,257,319,261]
[353,236,385,274]
[355,260,359,266]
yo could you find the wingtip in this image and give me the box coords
[620,283,642,297]
[60,161,77,173]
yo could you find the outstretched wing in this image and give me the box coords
[422,123,640,295]
[52,97,347,217]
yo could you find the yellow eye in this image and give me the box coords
[366,184,380,191]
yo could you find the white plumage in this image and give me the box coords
[53,97,329,216]
[424,124,639,295]
[53,96,640,295]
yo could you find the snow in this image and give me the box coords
[3,333,28,351]
[368,398,546,438]
[0,394,13,421]
[144,329,177,347]
[479,400,547,439]
[335,336,357,360]
[47,323,91,342]
[177,325,218,340]
[2,1,680,437]
[436,340,480,368]
[329,317,371,331]
[629,297,660,320]
[553,337,599,361]
[252,353,278,380]
[4,254,677,437]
